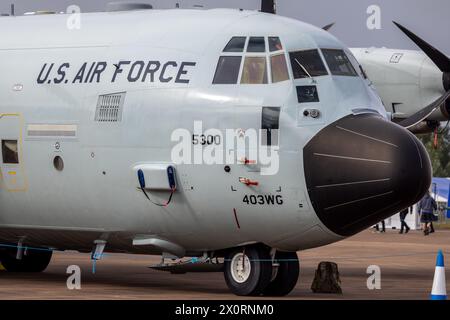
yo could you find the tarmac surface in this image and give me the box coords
[0,229,449,300]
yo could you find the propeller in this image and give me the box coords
[399,91,450,129]
[322,22,335,31]
[260,1,335,32]
[261,0,276,14]
[393,21,450,128]
[393,22,450,75]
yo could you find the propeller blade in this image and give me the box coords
[261,0,276,14]
[393,21,450,73]
[399,91,450,129]
[322,22,335,31]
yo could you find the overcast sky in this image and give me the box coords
[1,0,448,53]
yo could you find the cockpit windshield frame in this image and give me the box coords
[213,36,291,85]
[288,49,329,79]
[321,49,358,77]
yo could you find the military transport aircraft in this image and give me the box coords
[0,0,440,296]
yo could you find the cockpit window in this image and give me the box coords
[241,57,268,84]
[321,49,358,77]
[268,37,283,52]
[247,37,266,53]
[289,49,328,79]
[213,56,242,84]
[270,54,289,83]
[213,36,290,85]
[346,50,368,79]
[223,37,247,52]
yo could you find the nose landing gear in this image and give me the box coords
[263,251,300,296]
[224,245,299,296]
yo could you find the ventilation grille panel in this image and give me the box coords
[95,92,125,122]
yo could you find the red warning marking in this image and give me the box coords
[239,177,259,186]
[233,208,241,229]
[239,157,257,165]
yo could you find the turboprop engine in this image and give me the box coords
[352,22,450,134]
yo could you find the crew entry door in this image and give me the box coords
[0,114,26,191]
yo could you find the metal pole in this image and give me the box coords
[10,4,14,16]
[432,182,437,201]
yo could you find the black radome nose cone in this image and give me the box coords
[304,114,431,237]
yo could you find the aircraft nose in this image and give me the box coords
[303,113,431,237]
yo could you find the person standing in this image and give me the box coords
[418,191,437,236]
[399,208,410,234]
[429,219,436,234]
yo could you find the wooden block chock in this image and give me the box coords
[311,261,342,294]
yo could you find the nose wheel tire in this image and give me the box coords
[224,245,272,296]
[0,246,53,272]
[263,251,299,296]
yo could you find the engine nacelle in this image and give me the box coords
[351,48,448,122]
[407,120,440,135]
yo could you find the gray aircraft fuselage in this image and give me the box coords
[0,9,430,257]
